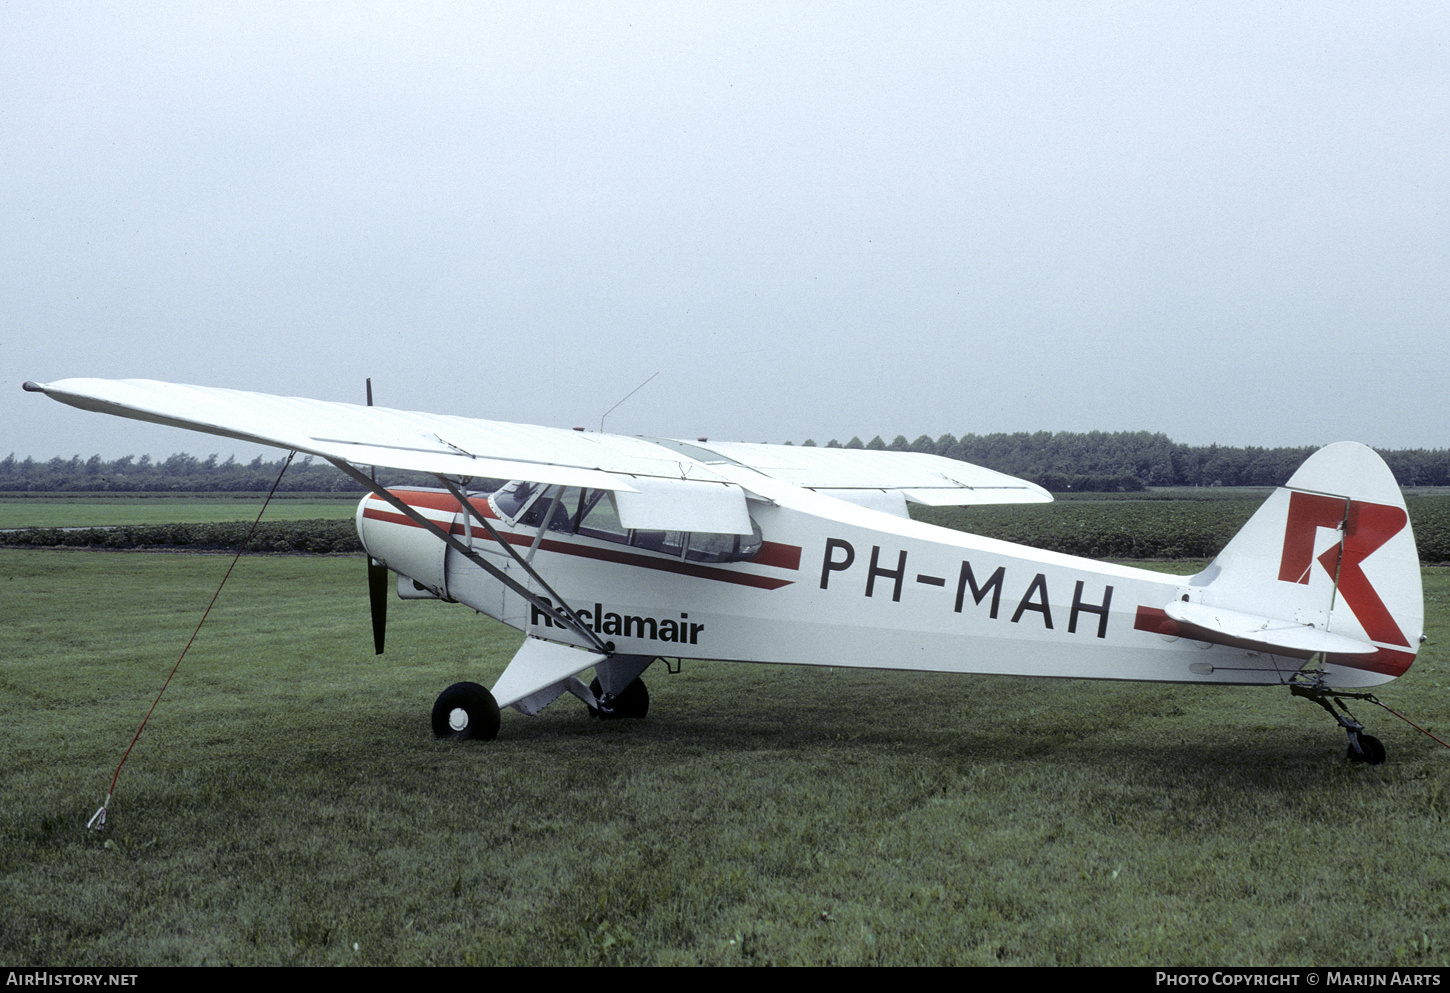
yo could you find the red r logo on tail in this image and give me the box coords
[1278,492,1409,648]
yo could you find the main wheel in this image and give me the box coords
[431,682,500,740]
[1347,732,1386,765]
[589,676,649,719]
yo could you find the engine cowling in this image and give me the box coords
[355,488,468,597]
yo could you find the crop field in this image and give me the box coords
[918,493,1450,563]
[3,538,1450,966]
[0,495,360,529]
[8,492,1450,562]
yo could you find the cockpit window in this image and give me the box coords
[490,483,580,531]
[632,529,686,557]
[528,487,582,531]
[492,483,764,562]
[577,489,628,540]
[489,480,543,523]
[684,520,763,563]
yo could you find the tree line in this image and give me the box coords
[787,431,1450,490]
[4,431,1449,493]
[0,452,433,493]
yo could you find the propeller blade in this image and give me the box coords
[365,380,387,654]
[368,557,388,655]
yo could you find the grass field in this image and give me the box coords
[3,547,1449,966]
[0,496,360,529]
[12,493,1450,564]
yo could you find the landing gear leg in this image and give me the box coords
[1290,681,1386,765]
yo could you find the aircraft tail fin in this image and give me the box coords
[1185,442,1422,683]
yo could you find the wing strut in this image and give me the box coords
[434,476,609,655]
[327,459,610,655]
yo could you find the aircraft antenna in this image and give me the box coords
[599,371,659,434]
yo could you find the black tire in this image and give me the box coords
[588,676,649,719]
[1348,732,1386,765]
[431,681,500,740]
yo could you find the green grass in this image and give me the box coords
[0,496,360,529]
[3,550,1450,965]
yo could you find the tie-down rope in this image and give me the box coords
[88,451,296,830]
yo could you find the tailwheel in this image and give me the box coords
[589,677,649,720]
[1347,731,1386,765]
[1290,681,1389,765]
[431,681,500,740]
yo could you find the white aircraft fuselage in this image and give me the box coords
[358,465,1410,691]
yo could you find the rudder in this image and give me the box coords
[1188,443,1422,683]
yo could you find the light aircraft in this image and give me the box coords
[24,378,1425,763]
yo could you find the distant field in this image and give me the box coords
[7,491,1450,561]
[0,495,359,528]
[1060,485,1450,501]
[2,549,1448,966]
[916,493,1450,563]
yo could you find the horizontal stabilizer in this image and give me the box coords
[491,637,606,710]
[1163,601,1376,655]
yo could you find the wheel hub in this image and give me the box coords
[449,708,470,731]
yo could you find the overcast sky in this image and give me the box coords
[5,1,1448,460]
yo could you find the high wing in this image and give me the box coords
[696,440,1051,506]
[27,378,753,532]
[24,379,1048,531]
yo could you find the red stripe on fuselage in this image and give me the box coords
[751,541,801,570]
[1133,605,1180,637]
[367,489,497,518]
[1324,647,1414,678]
[1132,605,1412,677]
[361,502,798,591]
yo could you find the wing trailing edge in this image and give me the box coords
[695,441,1052,506]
